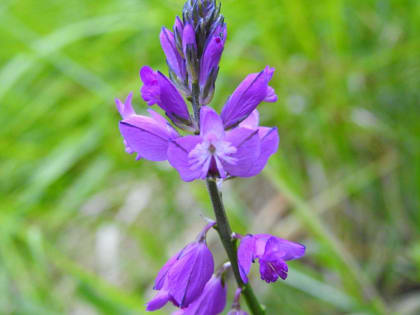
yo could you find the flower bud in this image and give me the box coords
[182,0,224,58]
[183,23,199,82]
[199,24,226,104]
[146,222,215,311]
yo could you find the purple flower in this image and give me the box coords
[116,92,178,161]
[146,224,215,311]
[227,288,248,315]
[160,23,186,82]
[174,274,227,315]
[237,234,305,283]
[221,66,278,129]
[140,66,191,126]
[167,106,261,181]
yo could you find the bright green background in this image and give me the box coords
[1,0,419,314]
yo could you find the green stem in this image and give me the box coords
[206,178,266,315]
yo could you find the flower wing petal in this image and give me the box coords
[119,115,173,161]
[264,236,306,261]
[246,127,279,177]
[221,66,276,128]
[167,243,214,308]
[157,71,190,123]
[237,235,256,283]
[167,135,205,182]
[239,109,259,129]
[223,128,260,177]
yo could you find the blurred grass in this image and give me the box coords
[1,0,419,314]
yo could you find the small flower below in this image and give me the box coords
[237,233,305,283]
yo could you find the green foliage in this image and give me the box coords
[1,0,419,314]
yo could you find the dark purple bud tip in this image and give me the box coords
[183,0,224,58]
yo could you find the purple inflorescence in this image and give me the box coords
[116,0,279,182]
[115,0,306,313]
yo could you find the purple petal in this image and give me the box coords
[115,92,135,119]
[200,106,224,140]
[147,109,179,139]
[237,235,256,284]
[146,290,171,311]
[265,86,277,102]
[153,252,180,290]
[239,109,259,129]
[246,127,279,176]
[119,112,177,161]
[199,26,225,87]
[167,135,205,182]
[253,234,271,258]
[140,66,160,106]
[263,236,306,261]
[223,128,260,177]
[181,276,227,315]
[221,66,276,128]
[227,311,249,315]
[140,66,191,125]
[156,71,191,123]
[167,242,214,308]
[259,255,288,283]
[160,27,186,80]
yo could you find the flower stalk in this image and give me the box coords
[206,178,265,315]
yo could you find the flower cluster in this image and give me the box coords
[116,0,279,182]
[115,0,306,313]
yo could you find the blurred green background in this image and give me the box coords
[1,0,419,314]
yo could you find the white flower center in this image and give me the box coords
[188,137,238,178]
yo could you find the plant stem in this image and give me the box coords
[206,178,266,315]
